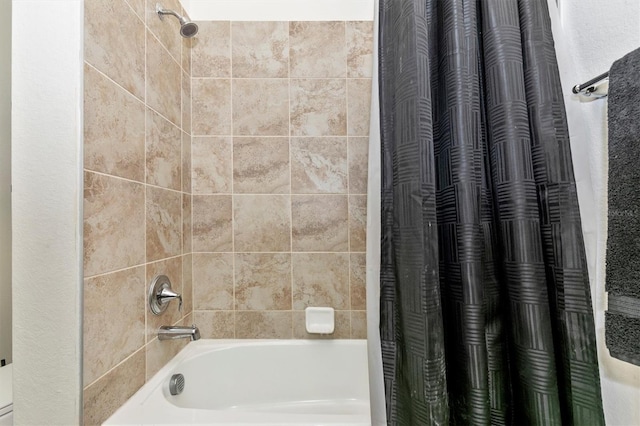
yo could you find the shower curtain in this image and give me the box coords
[378,0,605,424]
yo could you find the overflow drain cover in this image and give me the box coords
[169,373,185,395]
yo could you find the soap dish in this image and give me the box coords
[305,307,335,334]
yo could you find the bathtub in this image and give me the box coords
[104,339,371,425]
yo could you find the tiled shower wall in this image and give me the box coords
[189,21,373,339]
[81,6,373,423]
[82,0,193,424]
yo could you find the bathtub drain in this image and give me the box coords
[169,373,185,396]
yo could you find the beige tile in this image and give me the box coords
[191,21,231,77]
[84,64,145,182]
[146,313,191,380]
[292,253,349,310]
[83,266,145,387]
[146,186,182,262]
[291,195,348,252]
[83,349,145,426]
[194,311,235,338]
[233,137,289,194]
[192,137,232,194]
[235,311,292,339]
[351,311,367,339]
[182,193,192,253]
[289,21,346,78]
[182,131,192,192]
[182,36,192,75]
[349,195,367,252]
[85,0,145,100]
[348,137,369,194]
[145,336,185,380]
[235,253,292,310]
[182,254,193,313]
[146,0,182,64]
[347,79,372,136]
[291,137,347,194]
[234,195,291,252]
[232,22,289,78]
[350,253,366,310]
[292,310,350,339]
[146,257,183,342]
[192,195,233,252]
[290,79,346,136]
[147,30,182,126]
[84,172,145,277]
[346,21,374,78]
[192,78,231,135]
[124,0,145,21]
[182,71,192,134]
[146,108,182,191]
[193,253,234,310]
[232,79,289,136]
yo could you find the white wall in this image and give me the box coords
[548,0,640,424]
[12,0,83,423]
[183,0,373,21]
[0,0,12,366]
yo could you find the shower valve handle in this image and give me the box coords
[148,275,182,315]
[158,287,183,312]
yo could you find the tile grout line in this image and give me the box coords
[126,0,187,75]
[84,344,147,391]
[84,252,186,281]
[84,61,183,135]
[344,20,353,338]
[180,24,185,272]
[145,9,186,75]
[84,61,144,110]
[181,251,364,255]
[191,191,366,196]
[229,21,237,339]
[189,27,194,276]
[191,77,372,81]
[84,169,188,195]
[288,20,295,337]
[143,8,150,378]
[192,134,360,139]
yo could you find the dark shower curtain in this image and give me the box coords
[378,0,605,424]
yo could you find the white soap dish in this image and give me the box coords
[305,307,335,334]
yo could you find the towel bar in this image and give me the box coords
[572,71,609,96]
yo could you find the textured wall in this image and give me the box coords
[0,0,11,366]
[190,21,373,339]
[82,0,193,424]
[12,0,83,423]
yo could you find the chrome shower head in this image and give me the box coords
[156,3,199,38]
[180,21,199,38]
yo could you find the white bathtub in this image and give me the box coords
[105,339,371,425]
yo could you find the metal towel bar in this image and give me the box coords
[572,71,609,96]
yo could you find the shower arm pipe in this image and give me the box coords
[572,71,609,94]
[157,6,183,22]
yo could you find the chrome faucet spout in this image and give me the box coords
[158,324,201,341]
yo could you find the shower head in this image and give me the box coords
[180,21,199,38]
[156,3,199,38]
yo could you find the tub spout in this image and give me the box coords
[158,324,201,341]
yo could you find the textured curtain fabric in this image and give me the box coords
[378,0,605,424]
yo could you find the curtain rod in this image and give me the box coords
[572,71,609,95]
